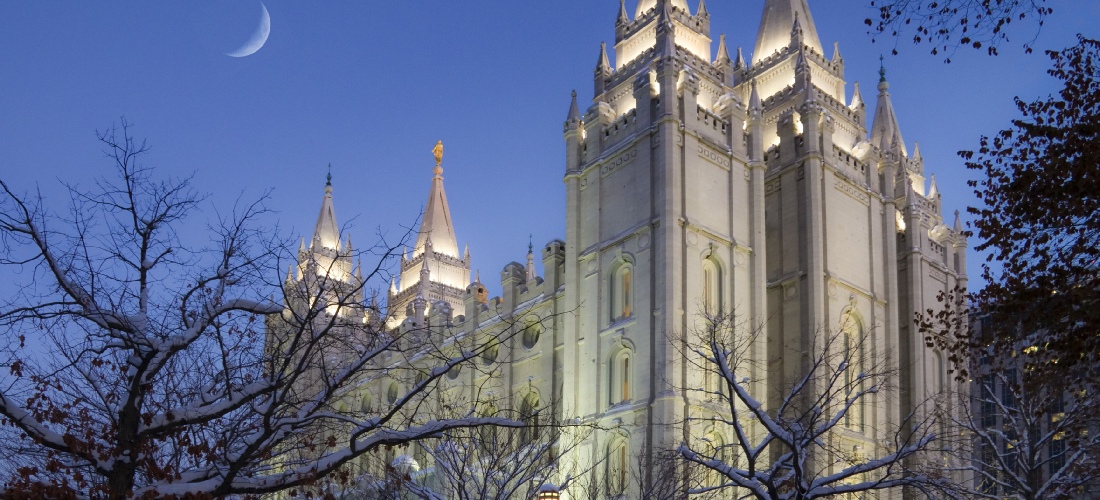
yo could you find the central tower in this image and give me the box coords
[562,0,769,485]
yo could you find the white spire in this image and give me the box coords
[870,57,908,156]
[618,0,629,24]
[752,0,823,64]
[414,141,461,259]
[850,81,864,109]
[928,174,940,199]
[312,166,340,251]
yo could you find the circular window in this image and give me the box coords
[481,342,499,365]
[522,321,542,349]
[447,365,461,380]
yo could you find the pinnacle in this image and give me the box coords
[596,42,612,74]
[566,90,581,122]
[715,34,731,64]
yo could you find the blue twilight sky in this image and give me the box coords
[1,1,1098,297]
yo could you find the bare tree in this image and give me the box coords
[936,338,1100,499]
[677,313,942,499]
[0,122,526,499]
[399,411,596,500]
[866,0,1055,59]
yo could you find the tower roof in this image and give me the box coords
[636,0,689,18]
[312,168,340,250]
[414,141,460,259]
[870,59,908,156]
[753,0,823,63]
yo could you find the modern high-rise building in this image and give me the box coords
[281,0,968,496]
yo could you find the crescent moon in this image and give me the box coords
[226,2,270,58]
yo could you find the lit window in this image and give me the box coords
[610,263,633,322]
[611,351,632,404]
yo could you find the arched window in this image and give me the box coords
[481,336,500,364]
[519,392,541,445]
[610,350,632,404]
[360,392,373,414]
[841,314,867,432]
[610,262,633,322]
[702,258,721,314]
[608,439,629,496]
[522,316,542,349]
[703,432,727,488]
[387,381,399,405]
[479,404,499,454]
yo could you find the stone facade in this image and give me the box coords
[280,0,968,497]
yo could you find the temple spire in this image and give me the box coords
[312,169,340,251]
[870,57,908,156]
[596,42,612,75]
[617,0,629,24]
[753,0,823,64]
[715,34,731,65]
[414,141,461,259]
[697,0,708,17]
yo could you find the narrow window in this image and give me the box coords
[702,258,721,314]
[622,356,630,401]
[611,351,633,404]
[611,263,634,323]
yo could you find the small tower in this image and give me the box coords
[389,142,472,327]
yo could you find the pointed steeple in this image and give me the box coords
[298,237,306,253]
[415,141,461,259]
[617,0,629,24]
[715,34,731,65]
[389,276,398,295]
[953,210,964,233]
[912,141,923,160]
[927,174,940,199]
[832,41,843,62]
[285,264,295,283]
[850,82,864,109]
[735,47,746,69]
[753,0,823,64]
[566,90,581,122]
[312,168,340,251]
[463,243,470,262]
[697,0,708,17]
[870,57,908,156]
[525,235,537,283]
[597,42,612,75]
